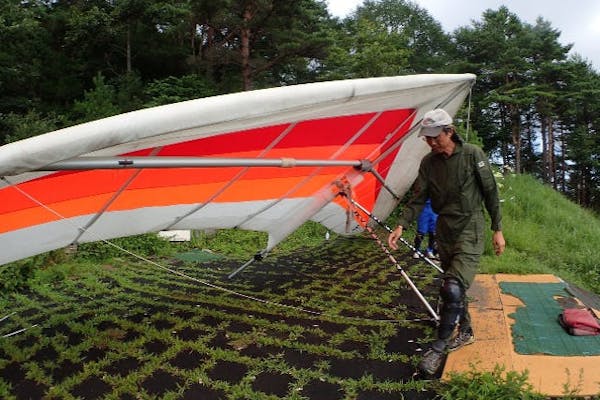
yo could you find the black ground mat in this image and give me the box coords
[0,235,443,399]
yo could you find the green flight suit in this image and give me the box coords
[397,140,502,289]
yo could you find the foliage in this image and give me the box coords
[143,74,219,107]
[450,6,600,211]
[71,73,121,123]
[354,0,451,73]
[114,72,146,112]
[0,260,36,294]
[185,221,334,261]
[74,234,174,262]
[0,248,78,294]
[439,365,544,399]
[0,1,50,113]
[0,237,439,399]
[0,110,62,144]
[188,229,268,261]
[2,0,600,211]
[250,0,333,88]
[322,0,451,80]
[272,220,337,255]
[322,16,411,80]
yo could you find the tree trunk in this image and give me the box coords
[547,116,556,189]
[126,24,132,73]
[559,127,566,193]
[200,22,215,78]
[510,105,521,173]
[523,114,535,174]
[241,5,253,91]
[502,142,510,169]
[540,115,548,183]
[191,19,197,57]
[582,169,589,206]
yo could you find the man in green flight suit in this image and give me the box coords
[387,108,506,376]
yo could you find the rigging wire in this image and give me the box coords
[1,177,433,326]
[350,200,443,274]
[0,312,38,339]
[335,179,440,321]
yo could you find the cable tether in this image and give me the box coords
[335,179,440,321]
[350,199,443,274]
[1,177,431,325]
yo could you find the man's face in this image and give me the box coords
[424,129,453,154]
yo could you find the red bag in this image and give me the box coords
[558,308,600,336]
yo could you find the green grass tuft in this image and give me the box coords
[439,364,545,399]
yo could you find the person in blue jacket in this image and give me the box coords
[413,198,438,259]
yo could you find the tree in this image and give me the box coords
[71,73,120,123]
[452,7,539,172]
[143,74,218,107]
[321,0,451,80]
[559,57,600,210]
[0,111,60,145]
[183,0,333,91]
[321,16,411,80]
[526,17,571,186]
[0,1,50,113]
[354,0,451,73]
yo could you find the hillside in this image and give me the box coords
[480,173,600,294]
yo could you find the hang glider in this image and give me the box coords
[0,74,475,269]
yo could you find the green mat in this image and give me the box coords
[500,282,600,356]
[174,249,224,263]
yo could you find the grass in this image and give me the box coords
[0,238,441,399]
[439,365,545,400]
[0,173,599,399]
[480,173,600,293]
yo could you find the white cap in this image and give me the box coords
[419,109,453,137]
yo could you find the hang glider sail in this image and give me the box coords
[0,74,475,267]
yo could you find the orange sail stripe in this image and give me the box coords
[1,173,345,233]
[1,193,115,234]
[108,175,342,210]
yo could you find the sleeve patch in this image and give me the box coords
[478,160,486,168]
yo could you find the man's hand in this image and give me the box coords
[492,231,505,256]
[387,226,404,250]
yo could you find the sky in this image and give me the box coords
[326,0,600,71]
